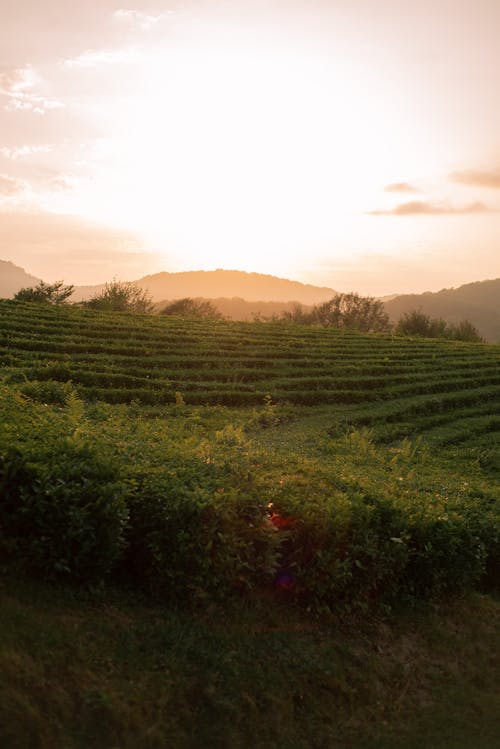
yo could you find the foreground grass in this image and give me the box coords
[1,577,499,749]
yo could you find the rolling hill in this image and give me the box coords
[0,259,41,298]
[385,278,500,342]
[71,269,337,304]
[2,259,499,341]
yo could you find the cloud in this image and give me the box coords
[368,200,489,216]
[451,168,500,189]
[0,174,24,196]
[0,144,53,160]
[63,47,142,68]
[384,182,420,193]
[0,65,64,115]
[113,9,174,31]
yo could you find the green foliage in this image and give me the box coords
[0,302,498,613]
[123,454,281,600]
[279,293,391,332]
[160,297,224,320]
[0,442,128,579]
[396,310,484,342]
[20,379,76,405]
[310,292,391,332]
[84,280,154,313]
[13,280,74,304]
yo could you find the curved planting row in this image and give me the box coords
[1,300,499,413]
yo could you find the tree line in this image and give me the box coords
[12,280,484,342]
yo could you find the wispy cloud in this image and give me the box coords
[113,9,175,31]
[63,47,142,68]
[368,200,489,216]
[0,66,64,114]
[451,168,500,189]
[0,174,24,196]
[384,182,420,193]
[0,144,53,160]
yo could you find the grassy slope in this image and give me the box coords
[1,578,499,749]
[0,303,499,747]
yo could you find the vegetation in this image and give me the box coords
[1,579,499,749]
[0,301,498,746]
[0,299,498,604]
[83,280,154,313]
[384,277,500,343]
[13,280,74,305]
[160,297,224,320]
[396,310,484,342]
[280,292,390,332]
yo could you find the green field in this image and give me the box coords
[0,300,499,747]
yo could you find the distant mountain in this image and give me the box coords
[154,296,316,320]
[72,269,336,305]
[385,278,500,342]
[0,260,41,299]
[3,260,498,342]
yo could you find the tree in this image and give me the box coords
[396,310,484,342]
[14,280,74,305]
[395,310,442,337]
[279,303,312,324]
[309,293,390,333]
[160,298,223,320]
[84,280,154,314]
[448,319,484,343]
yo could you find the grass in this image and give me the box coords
[1,577,499,749]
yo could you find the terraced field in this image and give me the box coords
[1,301,499,749]
[1,301,499,430]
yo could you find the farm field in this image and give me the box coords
[0,300,499,748]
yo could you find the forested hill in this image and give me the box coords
[0,260,41,298]
[385,278,500,342]
[71,269,336,304]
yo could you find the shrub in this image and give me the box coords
[396,310,484,342]
[0,443,129,579]
[14,280,74,305]
[310,293,391,332]
[160,298,223,320]
[84,280,154,313]
[123,458,281,600]
[271,489,410,613]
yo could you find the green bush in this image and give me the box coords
[0,443,128,579]
[123,459,281,600]
[271,490,409,613]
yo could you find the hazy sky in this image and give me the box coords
[1,0,500,293]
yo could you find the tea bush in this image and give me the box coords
[0,441,128,579]
[123,458,281,600]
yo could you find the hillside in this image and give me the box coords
[1,302,499,748]
[154,296,314,320]
[1,299,499,414]
[385,278,500,342]
[71,268,336,304]
[0,260,41,298]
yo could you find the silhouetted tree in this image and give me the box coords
[84,280,154,313]
[309,293,390,332]
[14,280,74,305]
[396,310,483,342]
[448,319,484,343]
[279,303,312,324]
[160,298,223,320]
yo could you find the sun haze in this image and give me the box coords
[1,0,500,294]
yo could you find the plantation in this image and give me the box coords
[0,299,499,747]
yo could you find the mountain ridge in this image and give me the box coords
[1,259,498,340]
[71,269,337,304]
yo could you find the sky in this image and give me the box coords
[1,0,500,295]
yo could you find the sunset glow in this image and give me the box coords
[1,1,500,292]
